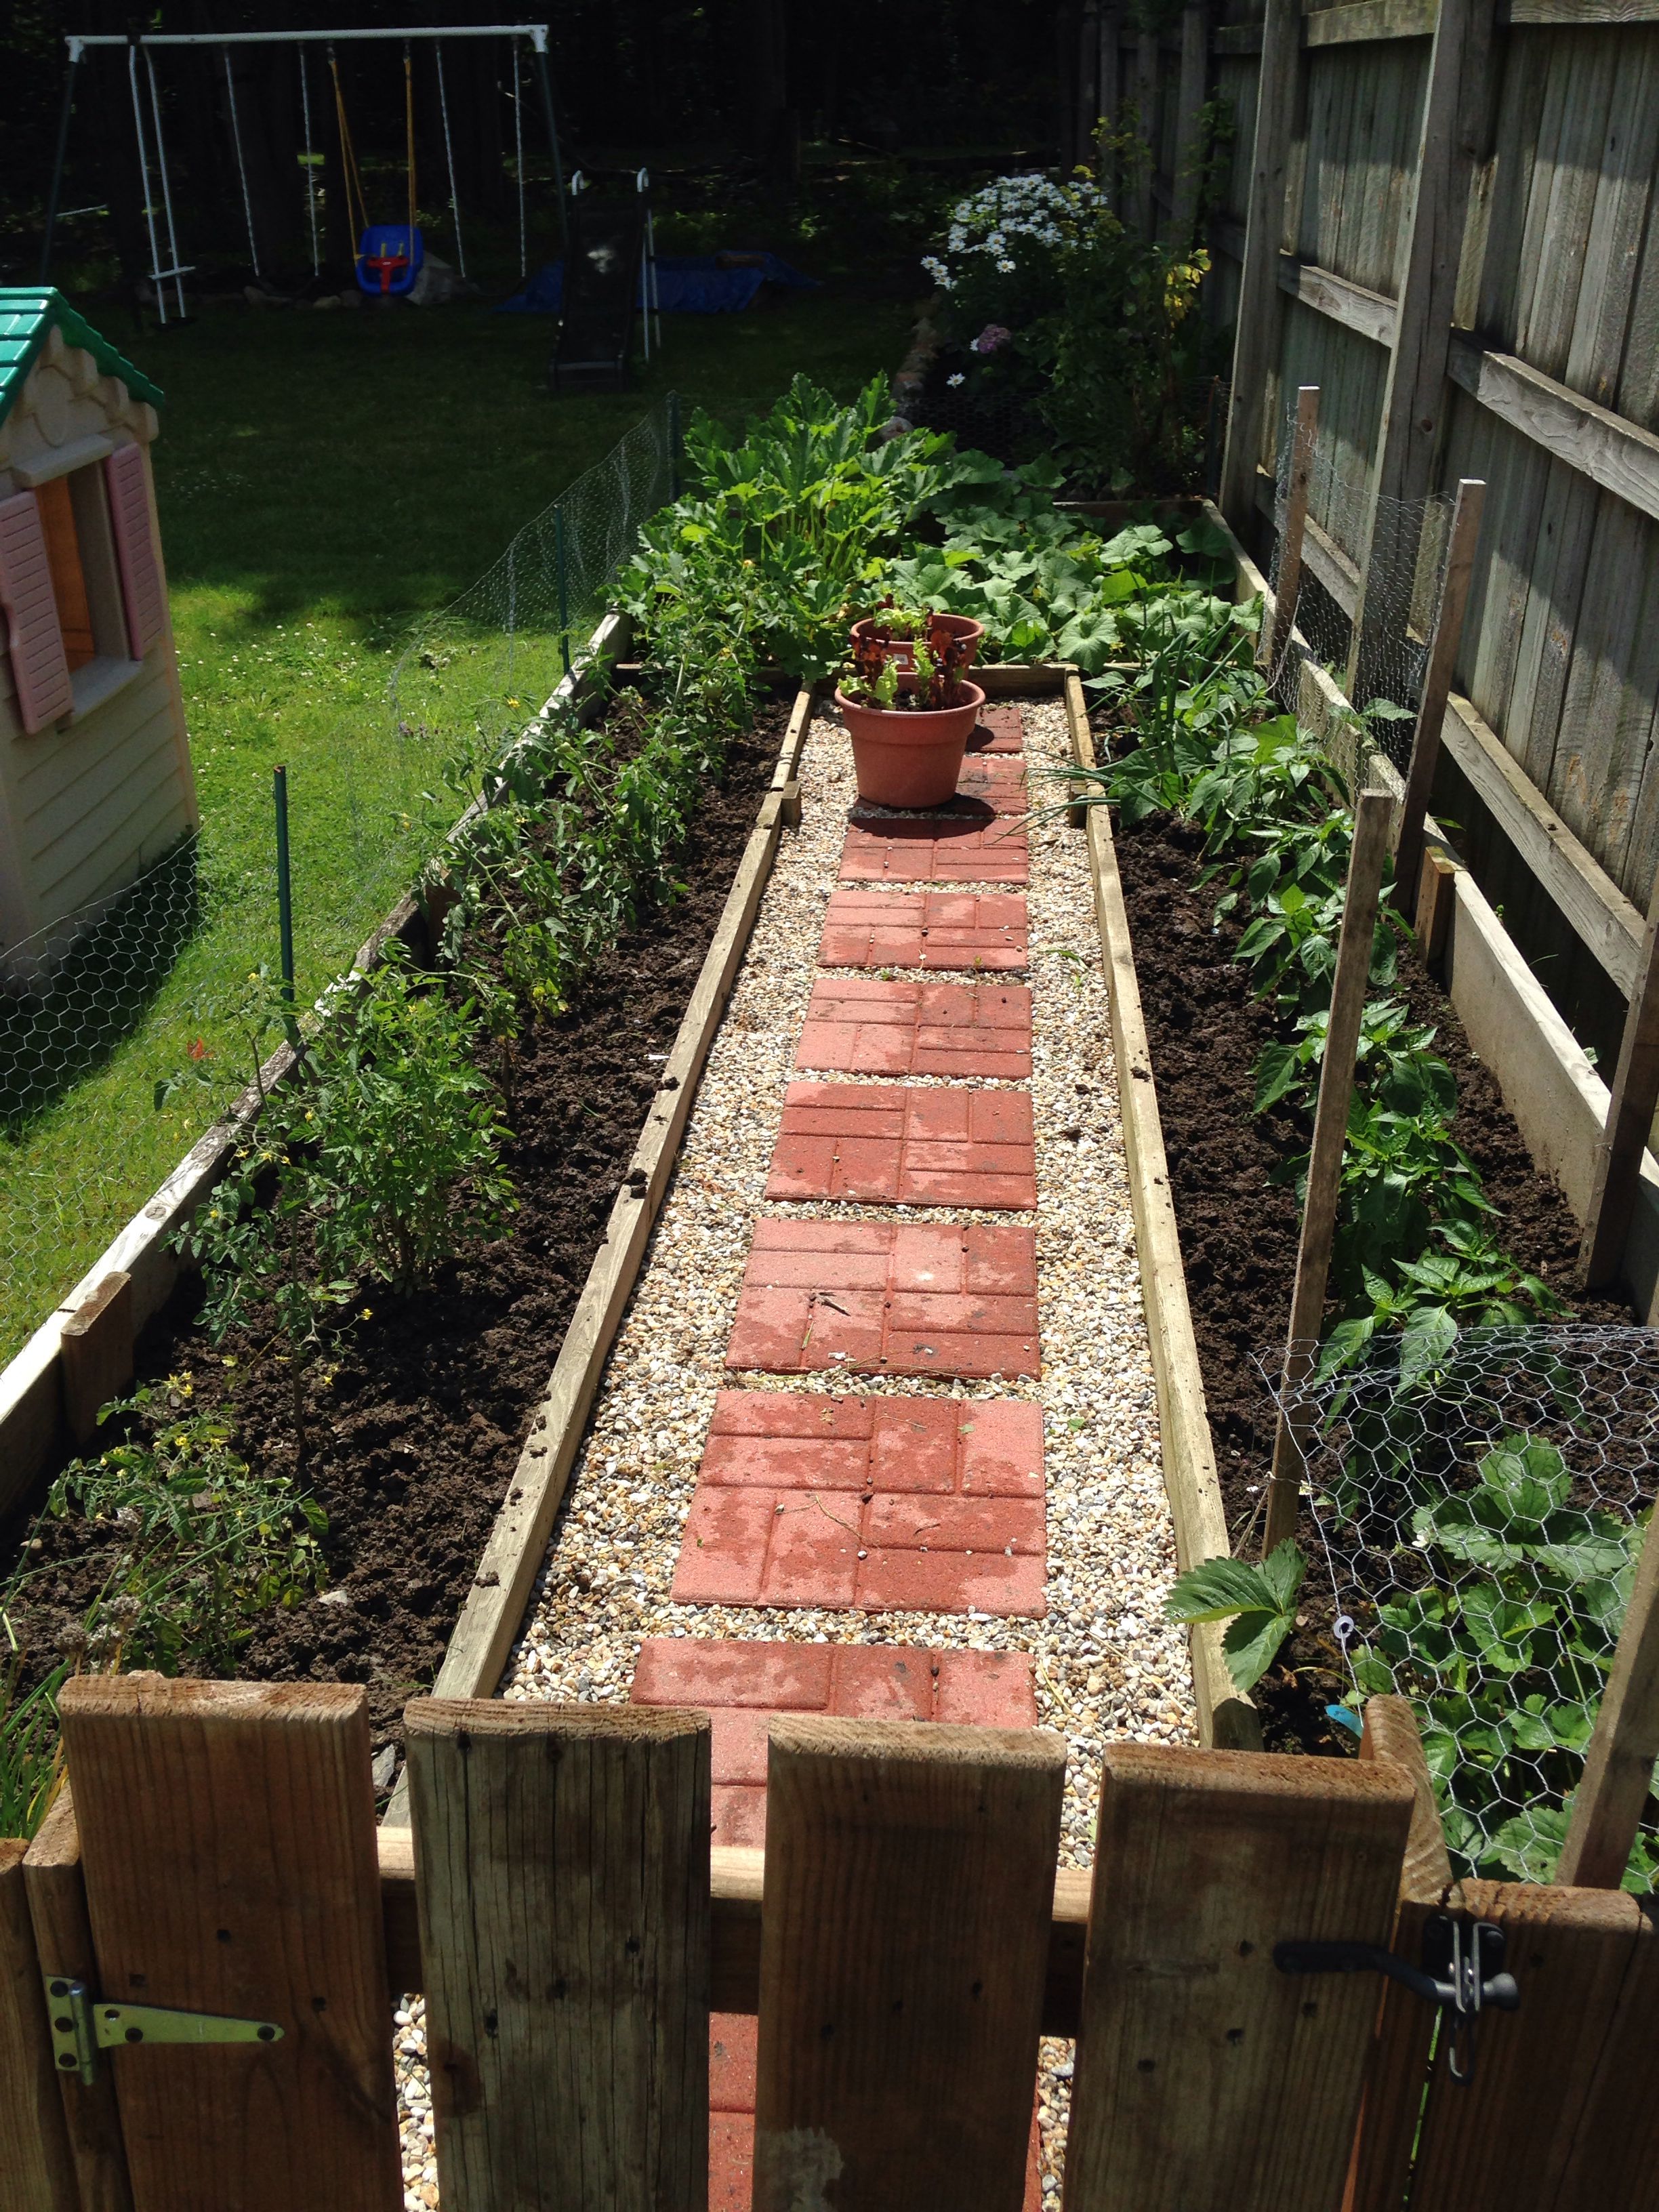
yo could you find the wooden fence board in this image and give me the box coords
[22,1788,132,2212]
[56,1676,400,2212]
[1563,40,1659,408]
[1406,1882,1645,2212]
[1515,35,1615,380]
[1061,1746,1414,2212]
[0,1839,78,2212]
[752,1716,1064,2212]
[404,1699,710,2212]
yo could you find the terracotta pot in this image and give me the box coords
[849,611,984,671]
[836,678,985,809]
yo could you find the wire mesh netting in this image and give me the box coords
[1262,395,1453,772]
[390,394,678,769]
[0,397,680,1374]
[1275,1324,1659,1889]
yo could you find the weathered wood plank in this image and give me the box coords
[21,1788,132,2212]
[1408,1882,1644,2212]
[1062,1746,1415,2212]
[405,1699,710,2212]
[1172,1,1212,244]
[1504,0,1659,18]
[0,1839,78,2212]
[1278,251,1399,344]
[753,1717,1065,2212]
[1395,478,1486,901]
[1556,1504,1659,1872]
[56,1676,401,2212]
[1306,0,1436,41]
[1221,0,1305,524]
[1349,0,1496,702]
[1345,1698,1452,2212]
[1438,689,1645,991]
[1448,337,1659,523]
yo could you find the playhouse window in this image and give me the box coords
[36,475,96,673]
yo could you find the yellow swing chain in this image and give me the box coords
[405,43,418,238]
[327,47,371,260]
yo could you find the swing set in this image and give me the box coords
[40,24,571,323]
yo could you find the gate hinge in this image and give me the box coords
[1274,1913,1519,2086]
[43,1976,283,2086]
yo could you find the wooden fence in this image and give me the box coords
[1068,0,1659,1075]
[3,1678,1658,2210]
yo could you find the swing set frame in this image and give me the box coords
[41,25,570,323]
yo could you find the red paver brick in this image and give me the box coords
[967,701,1025,755]
[672,1392,1047,1616]
[708,2009,1040,2211]
[934,1648,1042,1725]
[817,889,1028,973]
[840,808,1028,885]
[766,1082,1037,1210]
[724,1220,1040,1380]
[796,976,1033,1079]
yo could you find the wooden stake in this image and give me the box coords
[1391,478,1486,913]
[1413,842,1462,968]
[1555,1516,1659,1888]
[1578,866,1659,1291]
[58,1272,134,1448]
[1261,386,1320,678]
[1263,789,1394,1557]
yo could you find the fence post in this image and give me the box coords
[1098,3,1124,204]
[1131,28,1159,238]
[272,764,295,1004]
[1578,866,1659,1291]
[555,500,572,676]
[1391,477,1485,907]
[1261,384,1319,678]
[1346,0,1496,705]
[1218,0,1303,531]
[1170,0,1211,251]
[1263,788,1393,1557]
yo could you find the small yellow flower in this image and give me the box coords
[360,1307,373,1321]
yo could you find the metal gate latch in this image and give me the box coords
[1273,1914,1519,2085]
[43,1976,283,2086]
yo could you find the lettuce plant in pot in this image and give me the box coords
[849,599,984,674]
[836,619,984,809]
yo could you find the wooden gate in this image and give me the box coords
[1,1680,1656,2212]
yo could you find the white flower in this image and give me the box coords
[947,371,964,387]
[996,257,1016,273]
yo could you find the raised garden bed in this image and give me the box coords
[1111,808,1635,1761]
[1,685,796,1795]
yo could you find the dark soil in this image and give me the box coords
[1113,811,1633,1757]
[5,693,787,1786]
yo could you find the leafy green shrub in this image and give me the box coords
[1164,1542,1307,1692]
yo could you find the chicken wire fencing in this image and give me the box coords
[1261,394,1454,773]
[389,392,680,770]
[1,399,682,1375]
[1274,1324,1659,1891]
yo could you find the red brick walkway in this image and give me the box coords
[795,976,1032,1079]
[622,703,1054,2205]
[671,1392,1047,1616]
[632,1635,1039,1845]
[817,890,1028,972]
[765,1082,1037,1210]
[724,1219,1040,1380]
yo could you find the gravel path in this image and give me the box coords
[393,699,1196,2209]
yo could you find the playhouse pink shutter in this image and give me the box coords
[105,443,165,659]
[0,489,73,733]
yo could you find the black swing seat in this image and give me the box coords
[549,197,645,393]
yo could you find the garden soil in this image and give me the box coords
[6,696,787,1789]
[1113,813,1632,1757]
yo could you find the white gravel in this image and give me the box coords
[393,700,1195,2207]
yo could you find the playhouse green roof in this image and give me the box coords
[0,289,164,432]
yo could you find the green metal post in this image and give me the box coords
[273,764,295,1004]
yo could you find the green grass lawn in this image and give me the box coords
[0,284,915,1367]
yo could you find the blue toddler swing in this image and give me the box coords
[330,44,424,297]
